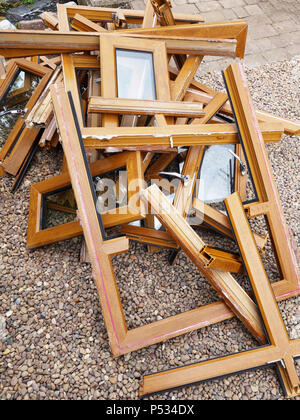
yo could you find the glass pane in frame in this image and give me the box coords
[116,49,157,100]
[0,70,41,149]
[197,144,236,205]
[9,71,26,93]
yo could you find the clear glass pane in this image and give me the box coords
[9,71,26,93]
[116,49,156,100]
[197,144,236,204]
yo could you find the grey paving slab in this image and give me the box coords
[286,43,300,57]
[172,3,200,13]
[244,14,272,25]
[196,1,222,12]
[248,23,278,40]
[193,9,227,20]
[244,4,263,15]
[221,7,238,18]
[244,53,268,67]
[219,0,246,9]
[263,47,290,62]
[269,34,294,49]
[232,6,249,18]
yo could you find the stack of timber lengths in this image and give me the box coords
[0,0,299,399]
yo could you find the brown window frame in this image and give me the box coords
[0,59,52,176]
[27,151,144,249]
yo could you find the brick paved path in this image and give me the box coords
[130,0,300,69]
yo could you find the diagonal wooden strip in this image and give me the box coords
[191,92,228,125]
[72,13,107,32]
[193,197,268,252]
[185,86,300,136]
[171,56,203,101]
[41,12,59,30]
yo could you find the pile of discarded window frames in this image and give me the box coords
[0,0,299,399]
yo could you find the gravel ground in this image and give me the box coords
[0,58,299,400]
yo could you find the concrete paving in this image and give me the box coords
[129,0,300,69]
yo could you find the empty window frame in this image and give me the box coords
[27,151,144,249]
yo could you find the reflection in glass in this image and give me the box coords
[116,49,156,100]
[0,70,40,148]
[9,71,26,94]
[197,144,236,204]
[95,168,127,214]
